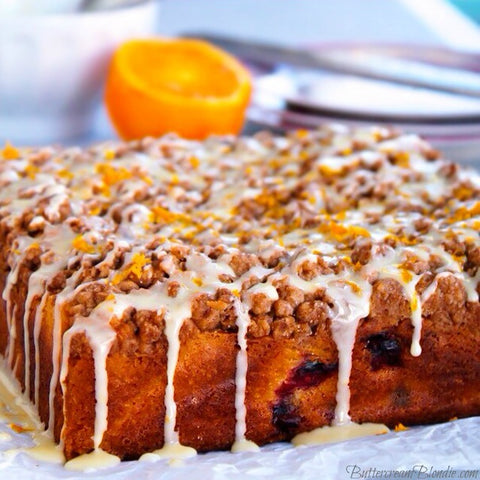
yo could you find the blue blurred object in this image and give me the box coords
[448,0,480,23]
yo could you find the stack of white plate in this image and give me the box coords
[248,44,480,164]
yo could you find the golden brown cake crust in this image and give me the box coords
[0,126,479,460]
[57,276,480,460]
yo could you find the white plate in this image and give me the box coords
[1,417,480,479]
[246,43,480,164]
[254,66,480,120]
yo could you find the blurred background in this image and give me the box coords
[1,0,480,162]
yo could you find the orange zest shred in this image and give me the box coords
[10,423,32,433]
[188,156,200,169]
[447,201,480,223]
[317,220,371,243]
[89,205,102,216]
[57,168,74,180]
[344,280,361,294]
[104,38,252,141]
[24,164,39,179]
[104,149,116,160]
[339,147,352,156]
[453,185,475,201]
[410,294,419,312]
[391,151,410,167]
[72,235,96,254]
[112,252,148,285]
[385,233,419,246]
[394,423,409,432]
[2,142,20,160]
[149,206,180,224]
[96,182,111,198]
[27,242,40,251]
[295,129,310,139]
[400,268,413,283]
[207,299,229,311]
[95,162,132,186]
[318,164,342,177]
[149,206,193,226]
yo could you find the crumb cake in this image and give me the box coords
[0,125,479,461]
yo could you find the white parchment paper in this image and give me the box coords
[1,417,479,480]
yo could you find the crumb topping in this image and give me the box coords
[1,126,479,334]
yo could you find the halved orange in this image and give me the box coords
[104,38,252,140]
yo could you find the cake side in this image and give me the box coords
[0,126,479,461]
[58,275,480,460]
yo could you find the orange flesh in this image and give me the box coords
[105,38,252,140]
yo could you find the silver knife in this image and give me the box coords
[183,33,480,99]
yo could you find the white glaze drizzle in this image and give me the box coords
[45,233,82,435]
[292,422,389,446]
[231,297,258,453]
[0,357,65,464]
[3,243,30,369]
[160,285,193,448]
[329,281,372,425]
[23,276,43,400]
[64,449,120,472]
[33,293,49,408]
[23,226,77,401]
[60,301,116,450]
[364,246,425,356]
